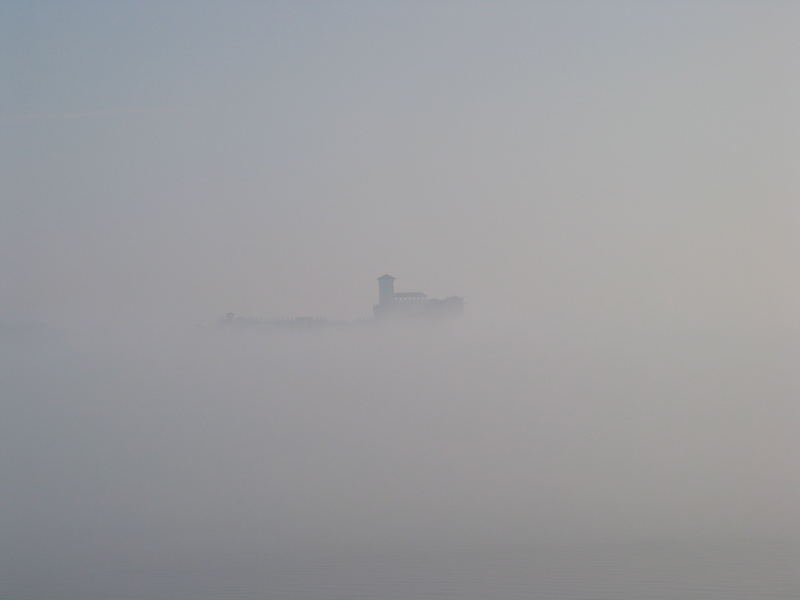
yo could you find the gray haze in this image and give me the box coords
[2,1,799,597]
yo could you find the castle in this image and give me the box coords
[373,274,463,319]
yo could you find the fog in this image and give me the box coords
[2,0,799,593]
[4,315,798,571]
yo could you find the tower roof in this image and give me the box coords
[378,274,395,280]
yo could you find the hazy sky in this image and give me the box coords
[3,1,800,328]
[3,6,800,592]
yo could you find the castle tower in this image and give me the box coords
[377,274,395,306]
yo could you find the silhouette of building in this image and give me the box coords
[219,274,463,329]
[378,274,395,307]
[373,274,463,319]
